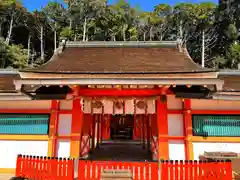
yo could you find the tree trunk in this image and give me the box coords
[83,17,87,41]
[122,29,126,41]
[5,14,14,45]
[150,26,153,41]
[54,22,57,51]
[179,20,183,40]
[31,48,35,66]
[69,19,72,29]
[112,35,116,41]
[40,25,44,61]
[0,22,2,37]
[201,30,205,68]
[159,24,163,41]
[27,34,31,64]
[159,35,163,41]
[74,33,77,41]
[54,30,57,51]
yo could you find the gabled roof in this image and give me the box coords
[20,41,216,74]
[219,71,240,92]
[0,70,19,92]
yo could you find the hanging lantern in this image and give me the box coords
[114,100,124,109]
[136,100,147,109]
[92,100,103,109]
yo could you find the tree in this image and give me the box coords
[5,3,28,45]
[6,43,28,68]
[32,10,49,61]
[0,0,239,69]
[172,3,197,45]
[42,2,66,51]
[194,2,217,67]
[153,4,172,41]
[226,42,240,69]
[67,0,107,41]
[0,37,28,68]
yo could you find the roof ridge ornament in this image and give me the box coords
[65,41,179,48]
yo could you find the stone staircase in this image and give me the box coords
[88,141,152,161]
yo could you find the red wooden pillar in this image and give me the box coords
[100,107,104,143]
[133,99,137,140]
[96,114,100,148]
[145,100,151,151]
[100,114,103,143]
[90,99,95,150]
[91,114,96,150]
[48,100,60,157]
[156,95,169,160]
[142,115,146,149]
[146,115,151,152]
[70,98,84,158]
[183,99,194,160]
[107,114,111,140]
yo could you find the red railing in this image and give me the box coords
[161,160,232,180]
[78,160,159,180]
[15,155,74,180]
[15,155,233,180]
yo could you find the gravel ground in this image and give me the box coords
[0,174,14,180]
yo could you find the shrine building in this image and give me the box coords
[0,41,240,173]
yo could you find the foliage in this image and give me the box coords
[5,43,28,68]
[60,27,74,39]
[0,38,28,68]
[226,43,240,69]
[0,0,239,69]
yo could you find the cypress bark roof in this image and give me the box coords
[21,41,216,74]
[219,75,240,92]
[0,71,19,92]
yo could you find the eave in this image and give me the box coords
[212,94,240,101]
[18,72,219,79]
[14,78,224,91]
[0,92,31,100]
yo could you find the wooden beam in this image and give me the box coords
[15,78,223,87]
[191,110,240,114]
[78,88,172,97]
[0,109,51,114]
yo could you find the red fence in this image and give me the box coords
[78,160,159,180]
[161,160,232,180]
[15,155,74,180]
[15,155,233,180]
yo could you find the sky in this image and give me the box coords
[22,0,218,12]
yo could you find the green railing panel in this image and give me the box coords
[0,114,50,135]
[192,115,240,137]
